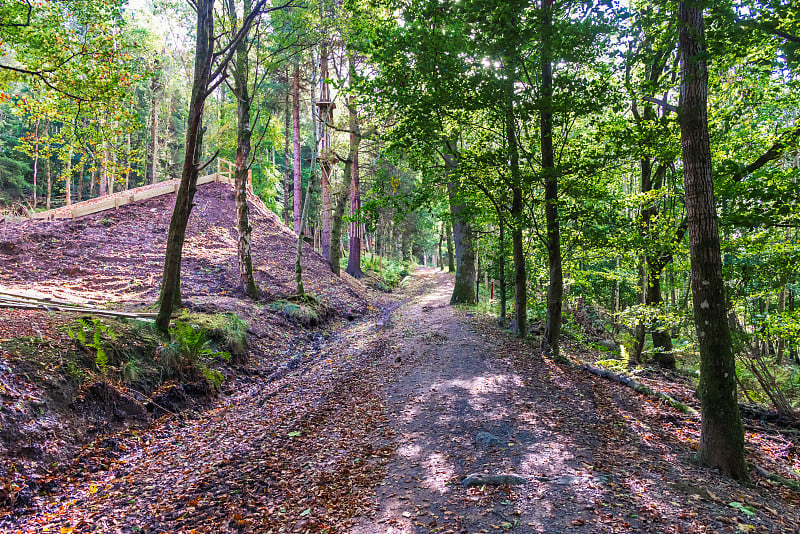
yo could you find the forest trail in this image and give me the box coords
[353,269,800,533]
[352,268,605,533]
[3,268,800,533]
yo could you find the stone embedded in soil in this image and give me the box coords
[462,473,527,488]
[474,431,504,448]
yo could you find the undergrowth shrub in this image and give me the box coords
[64,312,248,391]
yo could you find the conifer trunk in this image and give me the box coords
[283,74,292,226]
[292,63,302,235]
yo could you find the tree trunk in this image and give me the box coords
[150,64,161,185]
[64,146,72,206]
[231,0,259,300]
[320,162,332,261]
[156,0,215,332]
[498,213,507,323]
[125,131,131,190]
[331,89,361,275]
[292,62,302,235]
[540,0,562,357]
[345,134,364,278]
[77,159,84,202]
[99,137,108,197]
[283,73,292,226]
[437,223,444,270]
[446,148,476,305]
[45,145,51,211]
[679,0,748,482]
[446,220,455,272]
[90,163,97,198]
[31,119,39,209]
[506,71,526,337]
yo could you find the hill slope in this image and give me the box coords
[0,182,368,315]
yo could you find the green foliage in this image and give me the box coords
[67,318,118,374]
[159,321,231,389]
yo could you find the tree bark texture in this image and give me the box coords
[330,94,361,276]
[345,141,364,278]
[321,162,332,261]
[540,0,562,356]
[32,119,39,209]
[150,63,161,185]
[679,0,748,482]
[446,220,455,272]
[156,0,214,332]
[283,75,292,226]
[506,72,526,337]
[445,149,476,305]
[231,0,259,300]
[292,62,302,235]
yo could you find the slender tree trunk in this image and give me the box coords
[345,135,364,278]
[330,92,360,275]
[498,213,507,323]
[295,54,319,297]
[506,72,526,337]
[99,137,108,197]
[437,223,444,270]
[156,0,215,332]
[64,146,72,206]
[540,0,562,357]
[45,146,51,211]
[90,163,97,198]
[446,220,455,272]
[231,0,259,300]
[151,69,161,185]
[679,0,748,482]
[125,131,131,190]
[31,119,40,209]
[283,73,292,226]
[77,159,84,202]
[292,62,302,235]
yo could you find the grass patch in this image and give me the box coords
[270,294,332,327]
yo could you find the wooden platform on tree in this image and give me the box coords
[30,159,250,222]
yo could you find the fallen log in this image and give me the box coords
[583,363,697,415]
[462,473,526,488]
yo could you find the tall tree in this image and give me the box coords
[228,0,260,300]
[292,61,302,235]
[540,0,562,356]
[678,0,747,481]
[156,0,292,331]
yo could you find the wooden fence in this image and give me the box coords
[30,158,251,222]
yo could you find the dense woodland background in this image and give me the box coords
[0,0,799,480]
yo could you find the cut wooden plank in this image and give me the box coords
[0,288,93,306]
[0,302,158,319]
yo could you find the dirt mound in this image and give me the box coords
[0,182,368,316]
[0,183,373,512]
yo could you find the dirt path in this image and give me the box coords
[352,268,604,533]
[3,268,799,533]
[353,268,800,533]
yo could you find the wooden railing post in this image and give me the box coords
[216,158,221,183]
[248,169,253,191]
